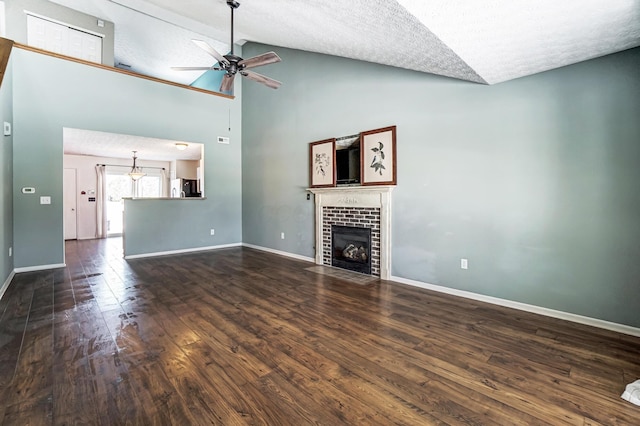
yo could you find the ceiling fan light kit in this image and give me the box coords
[172,0,282,93]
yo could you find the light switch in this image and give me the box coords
[3,122,10,136]
[40,196,51,205]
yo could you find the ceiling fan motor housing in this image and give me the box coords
[224,54,244,75]
[172,0,282,91]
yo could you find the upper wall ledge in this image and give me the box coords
[12,41,233,100]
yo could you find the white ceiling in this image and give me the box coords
[49,0,640,86]
[63,128,203,161]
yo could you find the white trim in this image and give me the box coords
[391,275,640,338]
[0,270,15,300]
[308,186,394,279]
[14,263,66,273]
[242,243,315,263]
[124,243,242,260]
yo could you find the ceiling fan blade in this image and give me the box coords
[220,73,236,93]
[238,52,282,70]
[192,39,230,67]
[241,70,281,89]
[171,66,223,71]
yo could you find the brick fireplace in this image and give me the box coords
[324,207,379,275]
[308,186,393,279]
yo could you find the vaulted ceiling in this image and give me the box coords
[50,0,639,161]
[50,0,640,86]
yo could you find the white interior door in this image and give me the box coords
[64,168,77,240]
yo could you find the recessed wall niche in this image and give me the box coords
[335,134,360,186]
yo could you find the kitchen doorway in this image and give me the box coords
[63,127,204,248]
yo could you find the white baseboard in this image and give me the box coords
[235,246,640,336]
[391,275,640,338]
[14,263,66,273]
[242,243,315,263]
[12,243,636,336]
[0,270,15,300]
[124,243,242,260]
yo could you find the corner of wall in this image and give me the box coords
[0,37,13,288]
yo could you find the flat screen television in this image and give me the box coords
[336,146,360,185]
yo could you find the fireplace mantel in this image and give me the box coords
[308,186,394,279]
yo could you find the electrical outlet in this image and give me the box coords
[460,258,468,270]
[40,196,51,205]
[210,229,215,236]
[280,232,285,240]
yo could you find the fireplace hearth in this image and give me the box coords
[332,225,371,274]
[308,186,393,279]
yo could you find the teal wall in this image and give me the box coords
[241,43,640,327]
[12,48,241,265]
[0,52,14,285]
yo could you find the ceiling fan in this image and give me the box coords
[172,0,282,93]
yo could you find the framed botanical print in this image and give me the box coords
[309,138,336,187]
[360,125,397,185]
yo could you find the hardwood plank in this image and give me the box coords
[1,239,638,425]
[245,373,352,425]
[52,372,99,423]
[0,315,27,387]
[1,393,53,426]
[126,361,198,424]
[10,316,53,403]
[169,371,246,425]
[85,349,154,424]
[190,272,551,424]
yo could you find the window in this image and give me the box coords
[138,175,161,198]
[104,172,163,235]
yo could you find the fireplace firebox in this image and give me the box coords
[331,225,372,274]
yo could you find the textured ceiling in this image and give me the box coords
[64,128,203,161]
[402,0,640,84]
[50,0,640,86]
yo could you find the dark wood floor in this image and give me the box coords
[1,239,639,425]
